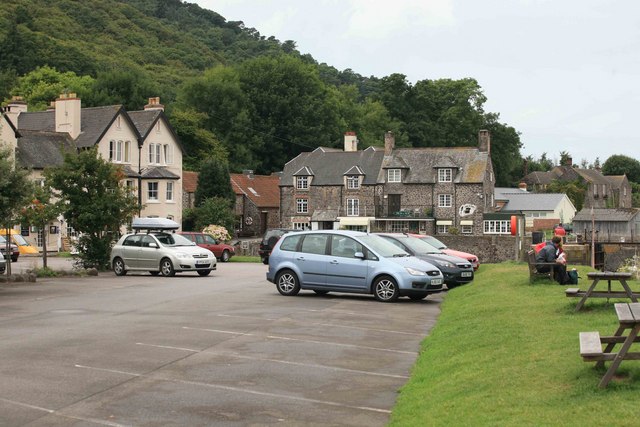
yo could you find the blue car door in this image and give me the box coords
[326,235,369,290]
[295,234,329,287]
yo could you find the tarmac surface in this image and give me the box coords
[0,260,443,426]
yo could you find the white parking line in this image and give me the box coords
[181,326,418,355]
[75,364,141,377]
[0,397,132,427]
[215,313,423,336]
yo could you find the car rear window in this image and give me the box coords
[300,234,328,255]
[280,234,302,251]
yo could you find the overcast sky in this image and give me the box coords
[194,0,640,165]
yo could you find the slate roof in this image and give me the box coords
[15,130,75,169]
[230,173,280,208]
[141,166,180,180]
[575,168,611,184]
[573,208,640,222]
[607,175,627,189]
[522,171,554,185]
[17,105,125,149]
[494,191,568,212]
[281,146,385,186]
[380,147,490,184]
[128,110,161,138]
[494,187,528,200]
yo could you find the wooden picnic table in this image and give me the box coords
[579,302,640,388]
[566,272,636,312]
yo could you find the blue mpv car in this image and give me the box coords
[266,230,445,302]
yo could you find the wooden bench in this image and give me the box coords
[567,272,637,311]
[526,249,556,283]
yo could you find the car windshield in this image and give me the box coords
[153,233,195,247]
[420,235,447,250]
[397,236,443,254]
[11,234,30,246]
[358,235,409,258]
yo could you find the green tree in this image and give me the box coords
[89,69,160,111]
[602,155,640,183]
[195,158,234,206]
[0,147,33,276]
[484,117,523,187]
[193,197,236,232]
[19,185,63,269]
[45,149,138,270]
[169,108,228,170]
[545,179,587,211]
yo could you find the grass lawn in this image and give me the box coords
[390,262,640,426]
[229,255,261,263]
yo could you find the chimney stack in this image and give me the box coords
[243,169,254,179]
[518,182,528,191]
[55,92,81,140]
[343,131,358,152]
[384,131,395,156]
[478,130,490,153]
[144,97,164,111]
[563,157,573,167]
[6,96,28,114]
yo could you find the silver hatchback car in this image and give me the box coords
[266,230,445,302]
[111,218,216,277]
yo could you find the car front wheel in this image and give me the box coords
[160,258,176,277]
[373,276,399,302]
[221,250,230,262]
[113,257,127,276]
[276,270,300,296]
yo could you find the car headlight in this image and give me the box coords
[406,267,427,276]
[434,260,456,268]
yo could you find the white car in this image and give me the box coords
[110,218,216,277]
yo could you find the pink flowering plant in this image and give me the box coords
[202,224,231,242]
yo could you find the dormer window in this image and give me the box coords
[347,176,360,189]
[388,169,401,183]
[296,176,309,190]
[438,168,452,182]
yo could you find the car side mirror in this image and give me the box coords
[354,251,365,259]
[149,242,158,248]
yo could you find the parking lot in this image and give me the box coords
[0,261,443,426]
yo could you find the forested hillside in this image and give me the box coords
[0,0,524,185]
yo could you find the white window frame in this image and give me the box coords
[461,225,473,234]
[147,182,159,201]
[436,225,449,234]
[296,176,309,190]
[347,198,359,216]
[292,221,309,230]
[483,220,511,235]
[347,176,359,189]
[296,198,308,214]
[149,143,161,165]
[388,169,401,183]
[438,194,452,208]
[166,181,174,201]
[438,168,452,182]
[124,140,131,163]
[164,144,173,165]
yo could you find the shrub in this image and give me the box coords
[202,224,231,242]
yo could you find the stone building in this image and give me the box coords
[279,130,497,236]
[231,171,281,236]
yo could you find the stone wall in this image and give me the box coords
[437,235,525,264]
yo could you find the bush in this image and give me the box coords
[202,224,231,241]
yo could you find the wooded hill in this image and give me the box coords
[0,0,524,186]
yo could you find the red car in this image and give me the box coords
[177,232,235,262]
[409,233,479,270]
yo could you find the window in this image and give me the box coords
[438,168,452,182]
[124,140,131,162]
[149,143,161,164]
[296,198,308,214]
[110,140,126,162]
[300,234,328,255]
[436,225,449,234]
[624,186,628,196]
[438,194,452,207]
[292,221,309,230]
[166,182,174,201]
[125,180,135,193]
[164,144,173,165]
[388,169,401,183]
[461,225,473,234]
[147,182,159,201]
[330,235,363,258]
[347,176,359,189]
[281,234,302,251]
[483,220,511,234]
[296,176,309,190]
[109,140,115,161]
[347,198,359,216]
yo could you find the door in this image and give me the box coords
[326,235,369,290]
[295,233,329,287]
[198,233,221,258]
[388,194,401,216]
[120,235,142,268]
[260,212,268,234]
[138,235,161,269]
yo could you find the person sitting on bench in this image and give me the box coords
[535,236,569,285]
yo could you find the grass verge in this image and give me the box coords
[389,263,640,426]
[229,256,261,263]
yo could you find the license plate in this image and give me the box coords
[461,272,472,277]
[430,278,443,285]
[196,260,209,265]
